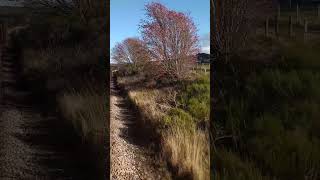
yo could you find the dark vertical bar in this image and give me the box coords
[0,23,3,46]
[210,0,214,177]
[296,3,299,24]
[275,14,279,38]
[265,17,269,37]
[0,22,2,104]
[289,16,293,37]
[2,22,7,46]
[106,0,110,179]
[289,0,292,9]
[278,3,281,19]
[216,0,220,39]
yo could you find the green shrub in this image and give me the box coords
[188,98,210,123]
[213,150,270,180]
[280,42,320,69]
[178,74,210,122]
[213,40,320,179]
[164,108,195,129]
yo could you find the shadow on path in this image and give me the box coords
[0,44,102,179]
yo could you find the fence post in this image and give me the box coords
[304,19,308,42]
[277,4,281,19]
[265,17,269,37]
[304,19,308,33]
[289,16,293,37]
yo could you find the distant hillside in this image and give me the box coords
[197,53,210,64]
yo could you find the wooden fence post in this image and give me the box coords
[265,17,269,37]
[304,19,308,42]
[304,19,308,33]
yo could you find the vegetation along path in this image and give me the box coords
[0,44,99,179]
[110,78,170,180]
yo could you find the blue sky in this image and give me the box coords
[110,0,210,60]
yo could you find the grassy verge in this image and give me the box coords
[212,37,320,179]
[58,85,107,146]
[118,72,210,180]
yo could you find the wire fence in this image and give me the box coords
[262,4,320,41]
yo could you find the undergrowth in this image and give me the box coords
[212,38,320,180]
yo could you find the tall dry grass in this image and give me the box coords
[163,127,210,180]
[58,85,107,146]
[118,76,210,180]
[22,40,107,146]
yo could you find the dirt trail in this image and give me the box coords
[0,45,100,179]
[110,78,170,180]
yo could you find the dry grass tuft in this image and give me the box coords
[163,127,210,180]
[58,85,106,146]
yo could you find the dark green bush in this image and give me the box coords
[213,150,270,180]
[178,74,210,123]
[213,40,320,179]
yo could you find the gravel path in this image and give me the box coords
[110,79,170,180]
[0,104,99,179]
[0,45,100,179]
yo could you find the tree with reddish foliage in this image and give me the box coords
[112,37,150,74]
[140,2,199,81]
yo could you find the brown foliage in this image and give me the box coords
[112,38,150,74]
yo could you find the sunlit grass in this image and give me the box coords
[119,73,210,179]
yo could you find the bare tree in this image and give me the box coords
[24,0,106,24]
[140,2,199,80]
[212,0,275,62]
[112,38,150,74]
